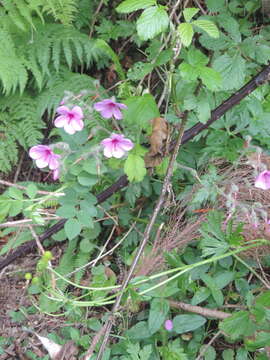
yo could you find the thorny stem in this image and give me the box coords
[95,115,188,359]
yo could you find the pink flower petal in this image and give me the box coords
[56,106,70,116]
[255,170,270,190]
[63,122,76,135]
[71,118,84,131]
[35,158,49,168]
[54,115,66,128]
[111,146,125,158]
[103,145,114,158]
[53,168,60,180]
[112,107,123,120]
[71,106,83,120]
[119,139,134,151]
[48,155,60,170]
[116,103,127,109]
[100,108,114,119]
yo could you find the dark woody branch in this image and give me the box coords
[0,63,270,271]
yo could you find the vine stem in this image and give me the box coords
[94,115,188,360]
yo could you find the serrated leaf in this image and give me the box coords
[193,20,219,38]
[124,94,159,130]
[116,0,156,13]
[64,218,82,240]
[124,154,147,182]
[173,315,206,334]
[137,6,169,41]
[213,54,246,90]
[179,63,199,81]
[183,8,199,22]
[178,23,194,47]
[8,187,23,200]
[26,184,38,199]
[206,0,225,12]
[148,298,169,335]
[219,311,255,340]
[199,67,222,90]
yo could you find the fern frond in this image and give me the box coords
[42,0,78,25]
[0,28,28,94]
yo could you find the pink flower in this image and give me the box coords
[52,168,60,180]
[254,170,270,190]
[54,106,84,135]
[29,145,60,170]
[164,320,173,331]
[101,133,133,158]
[94,99,127,120]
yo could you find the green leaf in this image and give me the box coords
[179,63,199,81]
[148,298,169,334]
[124,94,159,130]
[9,200,23,217]
[183,8,199,22]
[124,154,147,182]
[77,172,98,187]
[56,205,77,218]
[193,20,219,38]
[116,0,156,13]
[196,94,211,124]
[222,349,234,360]
[178,23,194,47]
[191,287,211,305]
[213,53,246,90]
[245,331,270,351]
[80,238,95,253]
[26,184,38,199]
[199,67,222,90]
[80,200,97,217]
[173,315,206,334]
[137,6,169,41]
[126,321,152,340]
[64,218,82,240]
[8,187,23,200]
[187,48,208,67]
[201,273,224,306]
[77,210,94,228]
[219,311,256,340]
[206,0,225,12]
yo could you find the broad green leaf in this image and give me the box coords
[77,210,94,228]
[193,20,219,38]
[199,67,222,90]
[219,311,256,340]
[216,14,241,42]
[222,349,234,360]
[126,321,152,340]
[9,200,23,217]
[80,238,95,253]
[179,63,199,81]
[80,200,97,217]
[8,187,23,200]
[213,54,246,90]
[187,48,208,67]
[116,0,156,13]
[245,331,270,351]
[137,6,169,41]
[77,172,98,187]
[26,184,38,199]
[206,0,225,12]
[183,7,199,22]
[127,62,154,81]
[214,271,235,289]
[201,273,224,306]
[173,314,206,334]
[203,345,216,360]
[124,154,147,182]
[178,23,194,46]
[191,287,211,305]
[196,94,211,124]
[123,94,159,130]
[64,218,82,240]
[148,298,169,334]
[56,205,77,218]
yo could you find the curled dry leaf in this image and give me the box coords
[35,333,78,360]
[145,117,168,167]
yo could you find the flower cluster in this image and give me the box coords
[29,98,133,180]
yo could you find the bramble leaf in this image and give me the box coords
[137,6,169,41]
[193,20,219,38]
[178,23,194,46]
[116,0,156,13]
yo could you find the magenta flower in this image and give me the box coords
[254,170,270,190]
[101,133,133,158]
[164,320,173,331]
[52,168,60,180]
[54,106,84,135]
[94,99,127,120]
[29,145,60,170]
